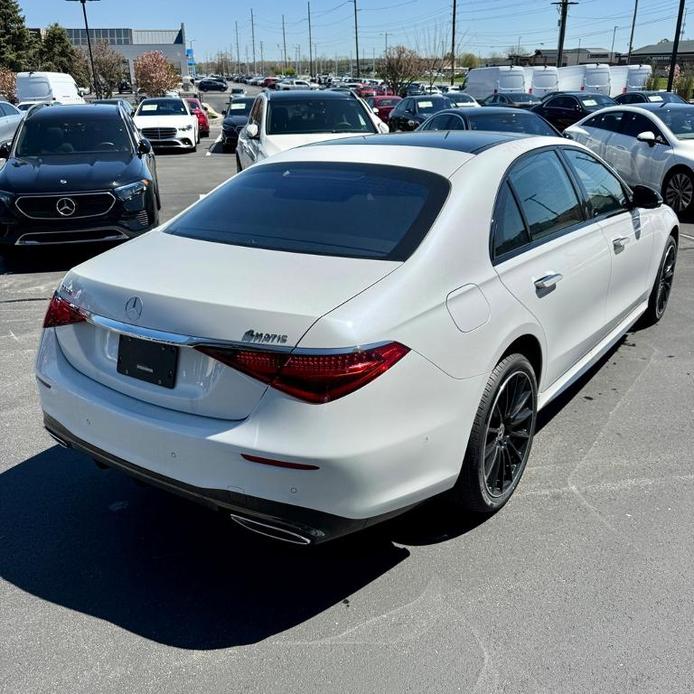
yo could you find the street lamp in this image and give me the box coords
[65,0,100,98]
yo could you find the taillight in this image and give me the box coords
[43,293,87,328]
[195,342,409,404]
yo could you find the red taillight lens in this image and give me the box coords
[43,293,87,328]
[196,342,409,404]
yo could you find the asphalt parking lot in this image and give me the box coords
[1,86,694,693]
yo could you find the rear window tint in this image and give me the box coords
[166,163,450,260]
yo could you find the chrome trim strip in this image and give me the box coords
[81,310,388,355]
[229,514,312,545]
[16,228,128,246]
[15,191,116,220]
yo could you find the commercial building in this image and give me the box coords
[32,24,190,81]
[632,39,694,69]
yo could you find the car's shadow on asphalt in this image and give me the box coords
[0,441,490,649]
[0,244,120,276]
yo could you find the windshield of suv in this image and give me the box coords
[166,162,450,260]
[15,115,132,156]
[580,95,615,108]
[415,97,450,114]
[266,98,376,135]
[136,99,187,116]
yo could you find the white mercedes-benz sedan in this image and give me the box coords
[36,132,679,545]
[133,97,199,151]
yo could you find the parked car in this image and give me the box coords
[388,95,452,131]
[236,90,387,170]
[614,91,686,105]
[278,79,316,91]
[221,97,254,152]
[445,92,481,109]
[16,71,84,106]
[198,78,227,92]
[0,100,23,145]
[184,97,210,137]
[118,80,132,93]
[133,97,199,151]
[92,98,134,118]
[400,83,425,97]
[366,95,402,123]
[0,103,160,247]
[417,107,560,136]
[36,131,678,545]
[262,77,279,89]
[565,103,694,214]
[531,92,616,130]
[481,92,542,109]
[229,87,247,97]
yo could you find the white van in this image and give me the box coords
[609,66,629,97]
[463,66,526,99]
[16,72,84,105]
[557,64,611,95]
[626,64,652,92]
[523,66,558,96]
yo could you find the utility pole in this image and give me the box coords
[384,32,389,55]
[610,25,617,63]
[235,21,241,73]
[282,15,288,71]
[250,9,257,75]
[627,0,638,64]
[260,41,264,75]
[307,2,314,78]
[668,0,687,91]
[450,0,457,86]
[552,0,578,68]
[353,0,360,78]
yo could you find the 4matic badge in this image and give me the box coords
[242,330,288,345]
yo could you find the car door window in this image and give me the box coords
[563,149,629,218]
[420,114,450,131]
[0,103,11,116]
[620,112,666,142]
[584,110,625,132]
[509,151,583,241]
[248,97,263,126]
[492,181,530,258]
[547,96,574,110]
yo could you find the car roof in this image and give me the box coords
[547,91,610,97]
[26,103,120,120]
[446,107,538,116]
[632,102,694,113]
[264,90,354,101]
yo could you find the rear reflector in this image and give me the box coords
[43,293,87,328]
[241,454,320,471]
[196,342,409,404]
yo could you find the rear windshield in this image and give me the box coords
[466,111,555,136]
[15,115,132,156]
[416,97,450,113]
[166,163,450,260]
[266,98,376,135]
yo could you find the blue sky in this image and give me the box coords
[22,0,686,62]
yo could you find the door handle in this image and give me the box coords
[612,236,629,251]
[615,145,627,151]
[534,273,563,290]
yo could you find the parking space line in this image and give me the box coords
[681,232,694,241]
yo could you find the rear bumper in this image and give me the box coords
[36,327,486,540]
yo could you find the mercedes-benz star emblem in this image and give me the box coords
[125,296,143,321]
[56,197,76,217]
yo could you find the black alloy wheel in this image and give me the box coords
[664,170,694,214]
[454,354,537,513]
[642,235,678,325]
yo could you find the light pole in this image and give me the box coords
[610,25,617,64]
[65,0,100,97]
[188,39,196,78]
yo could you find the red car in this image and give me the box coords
[356,85,377,99]
[366,95,402,123]
[262,77,279,89]
[184,97,210,138]
[374,85,395,96]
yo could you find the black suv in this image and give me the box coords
[0,104,160,247]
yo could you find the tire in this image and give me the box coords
[663,168,694,215]
[452,354,538,513]
[641,235,677,326]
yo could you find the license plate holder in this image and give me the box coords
[117,335,178,389]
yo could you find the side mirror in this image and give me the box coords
[221,109,227,115]
[246,122,259,139]
[137,139,152,155]
[0,142,10,159]
[407,119,416,129]
[631,184,662,209]
[637,130,657,147]
[372,107,379,114]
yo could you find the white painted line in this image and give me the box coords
[681,232,694,241]
[205,133,223,157]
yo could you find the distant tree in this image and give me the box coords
[70,48,91,90]
[0,67,16,101]
[416,25,449,87]
[92,41,126,97]
[378,45,421,96]
[459,53,479,70]
[38,24,77,73]
[0,0,37,71]
[284,66,296,76]
[134,51,178,96]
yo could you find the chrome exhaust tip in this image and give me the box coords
[230,513,312,545]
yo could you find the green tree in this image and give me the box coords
[0,0,36,71]
[460,53,479,70]
[38,23,77,73]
